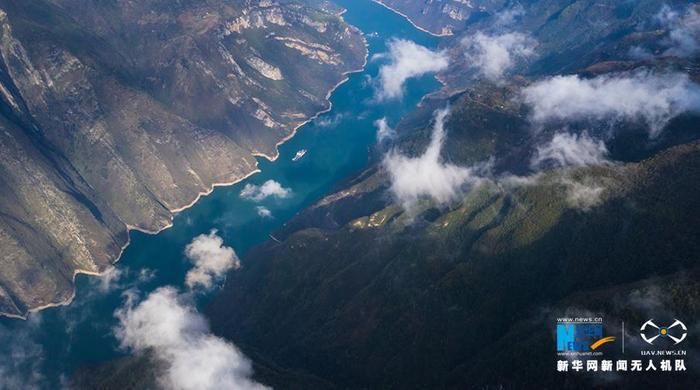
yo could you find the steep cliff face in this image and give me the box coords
[0,0,366,317]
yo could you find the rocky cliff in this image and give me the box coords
[0,0,366,318]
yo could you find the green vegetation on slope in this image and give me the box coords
[209,141,700,389]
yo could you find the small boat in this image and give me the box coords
[292,149,307,162]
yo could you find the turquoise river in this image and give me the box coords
[0,0,442,387]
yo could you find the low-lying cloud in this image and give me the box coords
[240,180,291,202]
[184,230,240,290]
[98,266,125,293]
[561,178,605,211]
[255,206,272,218]
[374,39,449,100]
[0,316,45,390]
[494,4,525,28]
[658,4,700,58]
[463,32,536,82]
[531,132,609,169]
[383,108,489,209]
[521,71,700,137]
[115,287,267,390]
[374,117,396,143]
[315,112,345,128]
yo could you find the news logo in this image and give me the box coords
[556,315,690,374]
[556,317,615,353]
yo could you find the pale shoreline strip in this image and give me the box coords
[370,0,453,37]
[252,34,369,162]
[3,169,262,320]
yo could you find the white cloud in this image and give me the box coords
[114,287,268,390]
[315,112,345,128]
[629,5,700,60]
[383,108,489,209]
[255,206,273,219]
[98,266,125,293]
[240,180,291,202]
[531,132,609,169]
[502,173,605,211]
[462,32,536,82]
[561,178,605,211]
[521,71,700,137]
[494,4,525,29]
[658,4,700,58]
[656,4,680,25]
[137,268,157,283]
[184,230,240,290]
[374,117,395,143]
[0,316,45,390]
[498,172,543,188]
[628,45,654,60]
[374,39,449,100]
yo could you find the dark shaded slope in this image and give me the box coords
[208,141,700,388]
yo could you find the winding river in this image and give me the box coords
[0,0,441,386]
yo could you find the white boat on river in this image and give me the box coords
[292,149,307,162]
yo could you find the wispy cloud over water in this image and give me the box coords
[373,39,448,100]
[374,117,396,143]
[115,287,267,390]
[184,230,240,290]
[240,180,292,202]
